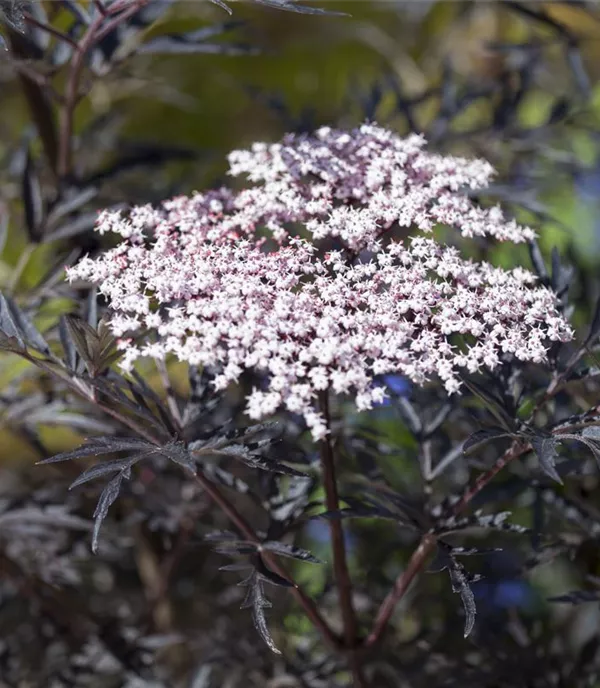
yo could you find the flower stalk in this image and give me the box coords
[319,392,367,686]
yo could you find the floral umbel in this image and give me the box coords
[67,124,573,439]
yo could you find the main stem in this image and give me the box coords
[80,380,339,650]
[319,393,367,687]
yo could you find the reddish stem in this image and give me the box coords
[69,375,340,649]
[192,471,340,649]
[365,533,436,647]
[365,440,529,648]
[319,393,368,687]
[57,0,150,178]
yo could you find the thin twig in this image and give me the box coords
[58,14,103,177]
[93,0,108,17]
[192,471,340,650]
[365,533,436,648]
[155,358,184,431]
[23,13,79,49]
[57,0,150,177]
[365,439,529,648]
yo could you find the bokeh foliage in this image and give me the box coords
[3,2,600,687]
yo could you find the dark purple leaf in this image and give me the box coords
[252,0,348,17]
[238,570,281,655]
[0,292,25,348]
[59,314,78,370]
[22,147,44,241]
[68,454,149,490]
[37,437,156,464]
[261,541,322,564]
[463,428,510,455]
[3,294,50,354]
[548,590,600,605]
[92,471,127,553]
[531,436,563,484]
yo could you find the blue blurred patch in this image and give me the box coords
[373,374,412,407]
[472,578,533,612]
[305,518,355,550]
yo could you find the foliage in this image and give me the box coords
[3,2,600,687]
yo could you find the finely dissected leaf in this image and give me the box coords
[207,531,258,555]
[211,443,306,476]
[193,421,280,452]
[92,471,127,553]
[25,405,114,433]
[450,562,477,638]
[85,374,173,440]
[446,546,502,558]
[463,380,515,432]
[0,0,27,32]
[581,426,600,441]
[0,505,90,532]
[559,428,600,468]
[531,436,563,484]
[87,290,98,330]
[45,186,98,230]
[435,545,479,639]
[59,314,78,370]
[528,239,548,280]
[204,465,251,494]
[550,246,573,298]
[463,428,510,455]
[90,377,162,428]
[63,315,96,371]
[128,372,176,436]
[138,22,248,55]
[61,315,118,376]
[219,563,254,572]
[68,453,151,489]
[37,436,157,464]
[363,485,427,528]
[319,487,424,531]
[3,294,50,354]
[213,542,259,556]
[22,147,44,241]
[318,504,398,522]
[435,510,529,536]
[209,0,233,14]
[255,563,294,589]
[238,570,281,655]
[260,541,322,564]
[161,442,197,474]
[266,476,314,525]
[0,293,25,348]
[204,530,238,542]
[183,366,217,427]
[548,590,600,605]
[251,0,348,16]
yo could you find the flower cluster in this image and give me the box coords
[67,124,572,439]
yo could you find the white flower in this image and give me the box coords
[67,124,573,440]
